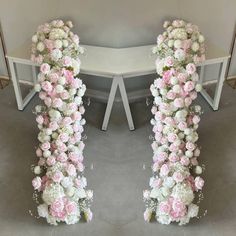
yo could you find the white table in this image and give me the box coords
[7,42,230,131]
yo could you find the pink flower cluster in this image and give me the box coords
[144,20,205,225]
[31,20,92,225]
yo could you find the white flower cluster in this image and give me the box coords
[31,20,92,225]
[144,19,205,225]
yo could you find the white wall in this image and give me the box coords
[0,0,236,90]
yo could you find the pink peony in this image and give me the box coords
[65,201,77,215]
[159,201,171,214]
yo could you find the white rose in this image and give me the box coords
[198,35,205,43]
[63,40,69,47]
[34,166,41,174]
[191,42,200,52]
[54,40,63,49]
[174,39,182,48]
[195,84,202,92]
[43,150,51,158]
[170,77,178,85]
[173,84,181,93]
[34,84,41,92]
[195,166,202,174]
[160,88,167,95]
[58,77,66,85]
[188,204,199,218]
[37,42,45,52]
[168,39,174,47]
[32,34,38,43]
[174,49,186,61]
[55,84,64,93]
[66,187,75,197]
[185,150,193,158]
[51,49,62,61]
[37,204,48,218]
[35,105,42,113]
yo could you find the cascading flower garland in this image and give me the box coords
[31,20,93,225]
[143,19,206,225]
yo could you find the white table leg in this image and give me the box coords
[118,76,135,130]
[8,60,24,110]
[102,76,119,130]
[213,60,228,110]
[31,65,38,85]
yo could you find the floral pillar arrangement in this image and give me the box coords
[31,20,93,225]
[143,20,205,225]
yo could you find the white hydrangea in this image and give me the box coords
[42,184,65,205]
[171,183,194,205]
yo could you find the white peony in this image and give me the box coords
[37,204,49,218]
[171,183,194,205]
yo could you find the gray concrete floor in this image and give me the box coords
[0,83,236,236]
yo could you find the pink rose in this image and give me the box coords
[71,111,82,121]
[52,171,63,183]
[195,177,204,190]
[39,91,46,100]
[155,79,165,89]
[68,152,79,162]
[171,199,186,218]
[165,56,174,67]
[186,142,195,151]
[177,73,188,83]
[44,97,52,107]
[151,106,157,114]
[41,81,53,92]
[157,152,168,162]
[178,121,187,131]
[62,117,73,125]
[49,121,58,131]
[46,156,56,166]
[180,156,190,166]
[50,198,64,214]
[36,148,42,157]
[76,162,84,171]
[166,90,176,100]
[59,133,69,143]
[192,115,200,124]
[65,201,77,215]
[169,153,179,162]
[57,152,68,162]
[191,157,198,166]
[174,98,184,108]
[66,164,76,176]
[173,172,184,183]
[184,97,192,107]
[48,73,59,83]
[184,81,195,92]
[190,91,197,100]
[79,106,85,114]
[169,144,178,152]
[36,115,44,125]
[52,98,63,108]
[71,79,82,89]
[159,201,171,214]
[186,63,196,75]
[32,176,41,190]
[60,91,70,100]
[41,142,50,151]
[40,63,50,75]
[160,164,170,176]
[167,133,178,143]
[63,56,72,67]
